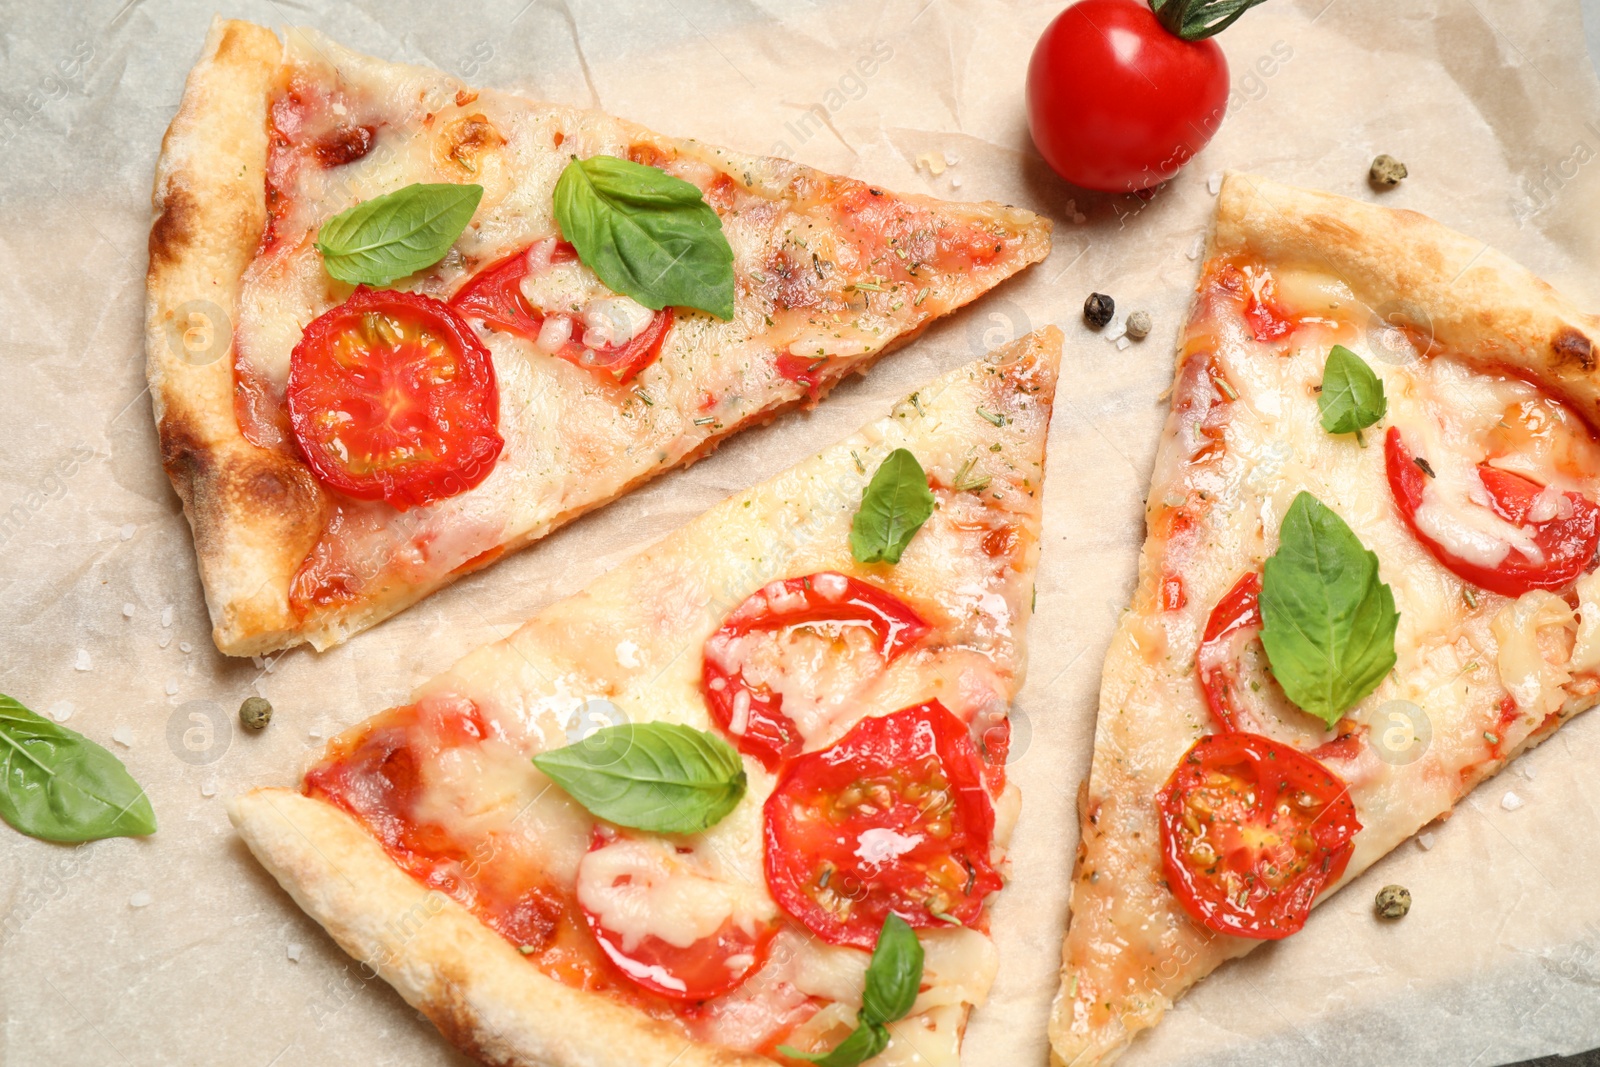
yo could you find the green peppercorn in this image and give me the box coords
[1369,155,1407,187]
[240,696,273,731]
[1375,883,1411,919]
[1084,292,1115,328]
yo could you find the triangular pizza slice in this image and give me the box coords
[147,19,1050,655]
[1050,174,1600,1064]
[231,328,1060,1067]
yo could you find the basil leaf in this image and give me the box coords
[777,915,924,1067]
[1259,493,1399,726]
[850,449,935,565]
[315,182,484,286]
[532,722,745,834]
[553,155,734,319]
[1318,345,1387,438]
[860,914,924,1026]
[779,1024,889,1067]
[0,695,156,842]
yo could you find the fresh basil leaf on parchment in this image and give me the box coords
[850,449,935,565]
[316,182,484,286]
[780,914,925,1066]
[1318,345,1387,440]
[1259,493,1399,727]
[532,722,745,834]
[0,694,156,842]
[553,155,735,320]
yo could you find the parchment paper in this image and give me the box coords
[2,1,1599,1064]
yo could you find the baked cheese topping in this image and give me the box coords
[227,29,1047,648]
[301,338,1059,1065]
[1053,251,1600,1062]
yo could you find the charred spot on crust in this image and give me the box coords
[148,183,197,271]
[1553,327,1595,373]
[160,415,327,561]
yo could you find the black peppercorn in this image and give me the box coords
[1084,292,1114,328]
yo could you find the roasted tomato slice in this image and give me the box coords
[701,573,931,770]
[576,833,775,1001]
[450,241,674,383]
[1385,426,1600,597]
[1158,731,1361,940]
[763,700,1002,949]
[1196,571,1262,732]
[287,286,503,511]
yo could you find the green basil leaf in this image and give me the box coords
[1318,345,1387,437]
[779,1024,889,1067]
[531,722,745,834]
[553,155,734,320]
[850,449,935,565]
[860,914,925,1026]
[777,915,924,1066]
[0,695,156,842]
[1259,493,1399,726]
[315,182,484,286]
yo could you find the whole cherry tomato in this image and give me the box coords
[1026,0,1254,192]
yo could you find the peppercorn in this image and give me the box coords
[1125,310,1153,340]
[1374,883,1411,919]
[240,696,273,730]
[1370,155,1408,187]
[1084,292,1114,328]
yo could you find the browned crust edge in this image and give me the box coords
[1214,172,1600,412]
[228,788,772,1067]
[145,18,334,656]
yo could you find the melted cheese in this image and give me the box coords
[355,338,1056,1060]
[575,837,776,952]
[1493,590,1576,715]
[230,30,1047,650]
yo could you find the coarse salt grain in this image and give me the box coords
[122,603,135,618]
[287,943,304,963]
[74,649,92,672]
[164,679,179,696]
[46,701,74,723]
[157,633,172,650]
[200,779,217,798]
[129,891,153,908]
[179,642,192,654]
[161,605,174,628]
[1116,337,1132,351]
[1186,234,1206,261]
[1105,320,1128,341]
[112,726,135,748]
[949,176,962,189]
[942,150,959,166]
[1207,171,1223,195]
[1417,832,1436,850]
[1519,762,1537,780]
[119,524,136,541]
[1501,791,1525,811]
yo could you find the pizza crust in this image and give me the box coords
[145,18,331,656]
[1049,177,1600,1066]
[229,788,770,1067]
[147,20,1052,657]
[1215,172,1600,412]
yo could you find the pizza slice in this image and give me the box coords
[1049,174,1600,1064]
[229,328,1060,1067]
[147,19,1050,656]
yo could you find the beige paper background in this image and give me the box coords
[2,1,1599,1064]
